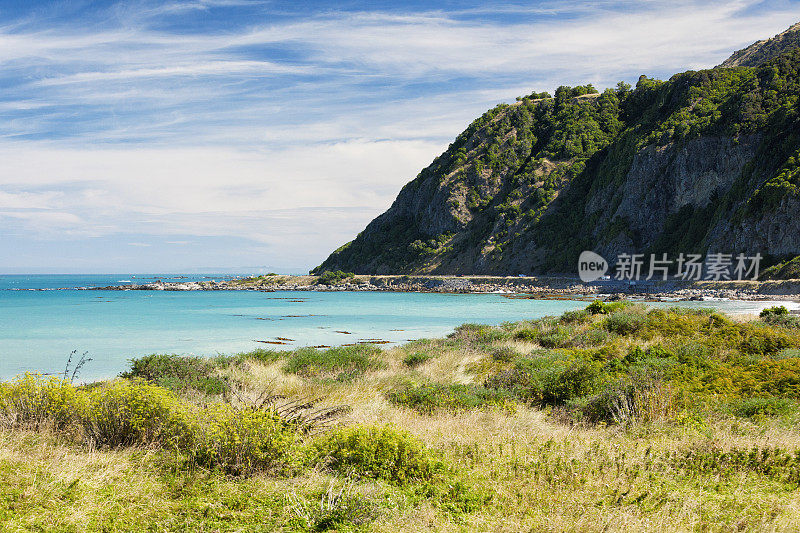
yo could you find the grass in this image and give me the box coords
[2,302,800,531]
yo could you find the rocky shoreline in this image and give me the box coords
[60,274,800,302]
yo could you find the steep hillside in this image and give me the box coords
[719,22,800,68]
[314,25,800,275]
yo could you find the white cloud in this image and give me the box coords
[0,0,798,270]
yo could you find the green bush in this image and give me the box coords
[603,310,646,336]
[314,425,446,485]
[761,306,790,318]
[123,354,230,394]
[577,371,674,424]
[537,327,573,348]
[491,346,519,363]
[514,328,538,342]
[316,270,356,285]
[284,345,385,379]
[560,309,590,324]
[0,375,314,477]
[403,352,432,368]
[485,356,603,406]
[386,383,513,414]
[740,325,793,356]
[586,300,628,315]
[759,306,800,328]
[727,397,796,418]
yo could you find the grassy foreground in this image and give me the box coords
[2,303,800,532]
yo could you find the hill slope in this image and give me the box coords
[719,22,800,68]
[314,24,800,275]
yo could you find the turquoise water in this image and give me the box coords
[1,275,796,381]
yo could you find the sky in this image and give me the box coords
[0,0,798,274]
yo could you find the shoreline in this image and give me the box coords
[49,274,800,302]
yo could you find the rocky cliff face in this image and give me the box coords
[314,24,800,276]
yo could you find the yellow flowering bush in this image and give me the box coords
[0,373,79,429]
[188,404,304,476]
[78,379,191,448]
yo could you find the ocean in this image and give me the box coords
[0,274,794,381]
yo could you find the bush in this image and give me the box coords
[79,379,191,448]
[759,306,800,328]
[0,373,79,429]
[0,375,319,477]
[560,309,589,324]
[586,300,628,315]
[316,270,356,285]
[387,383,513,414]
[514,329,538,342]
[189,403,304,476]
[740,325,793,356]
[603,310,646,336]
[761,306,790,318]
[285,345,385,379]
[123,354,230,394]
[491,346,519,363]
[578,372,676,424]
[403,352,432,367]
[451,323,509,343]
[314,425,446,485]
[727,397,796,418]
[486,356,603,406]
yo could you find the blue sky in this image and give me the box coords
[1,0,798,273]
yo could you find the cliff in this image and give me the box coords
[314,24,800,275]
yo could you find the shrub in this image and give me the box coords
[761,306,790,318]
[0,373,79,429]
[451,323,509,343]
[386,383,512,414]
[740,325,793,356]
[289,481,379,531]
[486,356,603,406]
[0,375,321,477]
[403,352,432,368]
[514,329,538,342]
[578,372,676,425]
[759,307,800,328]
[603,310,646,336]
[491,346,518,363]
[284,345,385,379]
[123,354,230,394]
[316,270,356,285]
[727,397,796,418]
[78,379,190,448]
[236,348,286,364]
[314,425,446,485]
[570,328,613,347]
[560,309,589,324]
[586,300,628,315]
[537,327,573,348]
[188,403,304,476]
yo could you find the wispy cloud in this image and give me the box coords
[0,0,798,271]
